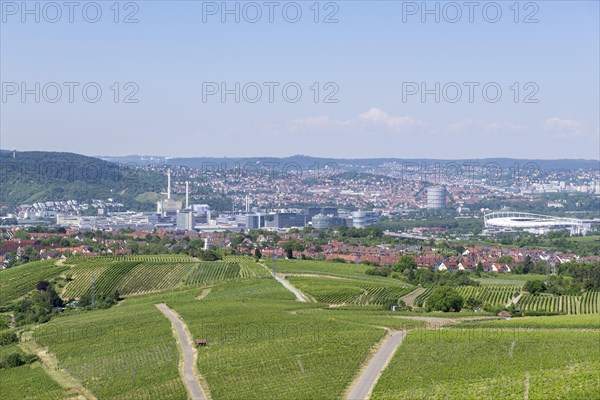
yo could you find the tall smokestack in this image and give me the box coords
[167,169,171,200]
[185,181,189,209]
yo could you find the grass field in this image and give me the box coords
[372,328,600,399]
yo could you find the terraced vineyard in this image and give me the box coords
[185,261,240,285]
[287,276,414,306]
[413,285,520,308]
[413,286,435,307]
[62,259,193,298]
[456,285,521,306]
[0,260,68,305]
[225,256,272,279]
[517,292,600,314]
[62,256,271,298]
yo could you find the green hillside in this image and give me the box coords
[0,150,163,209]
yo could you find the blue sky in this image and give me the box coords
[1,0,599,159]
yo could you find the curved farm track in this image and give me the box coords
[400,287,426,307]
[346,329,406,400]
[156,304,209,400]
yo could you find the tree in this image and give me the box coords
[393,255,418,272]
[12,229,30,240]
[497,255,514,265]
[465,297,482,310]
[282,239,305,259]
[524,279,546,295]
[36,280,50,292]
[254,248,262,260]
[425,286,464,312]
[523,255,533,274]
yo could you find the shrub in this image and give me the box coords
[524,280,547,295]
[426,286,464,312]
[2,353,24,368]
[0,331,18,345]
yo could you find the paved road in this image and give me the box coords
[273,273,308,302]
[347,330,406,400]
[156,303,207,400]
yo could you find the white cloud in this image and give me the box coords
[358,108,423,132]
[447,119,526,135]
[282,108,422,134]
[544,117,587,138]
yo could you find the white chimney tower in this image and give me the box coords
[167,169,171,200]
[185,181,189,209]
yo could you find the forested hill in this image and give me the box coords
[0,150,163,210]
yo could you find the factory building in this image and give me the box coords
[304,207,338,223]
[157,169,182,216]
[176,210,194,231]
[311,214,345,229]
[235,213,265,229]
[265,212,305,228]
[350,211,379,228]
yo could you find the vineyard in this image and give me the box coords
[413,287,435,307]
[33,299,187,399]
[166,279,385,400]
[517,292,600,314]
[0,260,68,306]
[0,364,68,400]
[287,276,414,306]
[412,285,520,308]
[456,314,600,330]
[371,328,600,399]
[61,256,271,298]
[455,285,521,307]
[274,259,379,280]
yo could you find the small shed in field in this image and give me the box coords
[195,339,208,346]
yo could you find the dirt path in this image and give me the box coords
[506,293,523,308]
[273,274,310,302]
[524,371,530,399]
[346,330,406,400]
[400,287,426,306]
[392,315,458,328]
[19,332,96,400]
[156,304,210,400]
[258,262,311,302]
